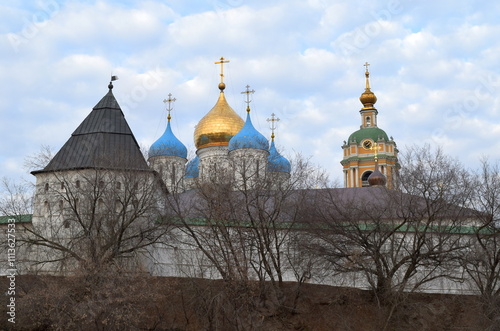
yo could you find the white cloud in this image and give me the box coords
[1,0,500,185]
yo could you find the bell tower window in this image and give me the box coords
[366,116,371,127]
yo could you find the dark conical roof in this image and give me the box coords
[33,84,150,174]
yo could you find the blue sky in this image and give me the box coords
[1,0,500,185]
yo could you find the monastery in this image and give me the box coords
[4,59,479,295]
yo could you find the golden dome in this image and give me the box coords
[194,91,244,149]
[359,70,377,109]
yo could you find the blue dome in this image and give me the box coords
[267,140,291,173]
[228,113,269,151]
[149,121,187,159]
[185,155,199,178]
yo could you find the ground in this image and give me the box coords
[0,275,492,331]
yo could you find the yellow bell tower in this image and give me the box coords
[341,63,399,188]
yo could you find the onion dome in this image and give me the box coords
[267,140,291,173]
[228,112,269,151]
[149,121,187,158]
[368,164,387,187]
[193,83,244,149]
[185,155,199,178]
[360,67,377,109]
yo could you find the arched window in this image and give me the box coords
[75,180,81,188]
[43,201,49,217]
[98,198,104,210]
[366,116,371,127]
[44,183,49,192]
[116,182,121,190]
[361,171,373,187]
[171,163,176,186]
[60,182,65,190]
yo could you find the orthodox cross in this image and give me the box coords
[241,85,255,113]
[215,57,230,84]
[163,93,176,122]
[267,113,280,140]
[364,62,371,90]
[371,142,382,162]
[364,61,370,72]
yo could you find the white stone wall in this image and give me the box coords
[197,146,231,183]
[229,148,269,190]
[148,155,187,193]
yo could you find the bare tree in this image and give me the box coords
[23,144,54,172]
[22,167,171,275]
[0,177,34,217]
[301,146,475,330]
[163,154,328,326]
[460,159,500,329]
[0,145,171,275]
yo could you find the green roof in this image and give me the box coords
[348,127,389,143]
[0,214,491,235]
[0,214,32,224]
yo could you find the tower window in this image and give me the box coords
[98,198,104,210]
[171,164,176,186]
[43,201,49,217]
[44,183,49,192]
[366,116,371,127]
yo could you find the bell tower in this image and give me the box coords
[341,63,399,188]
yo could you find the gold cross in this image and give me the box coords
[163,93,176,121]
[241,85,255,113]
[364,61,370,72]
[371,142,382,162]
[267,113,280,140]
[215,57,230,84]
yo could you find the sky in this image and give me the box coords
[1,0,500,185]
